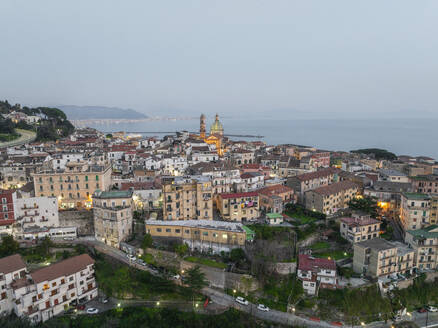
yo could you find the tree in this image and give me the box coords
[106,133,113,139]
[230,248,246,263]
[348,196,378,218]
[36,236,53,258]
[174,243,188,257]
[0,235,19,257]
[185,266,208,293]
[141,233,153,250]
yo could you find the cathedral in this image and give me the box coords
[199,114,226,156]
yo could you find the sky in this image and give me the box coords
[1,1,438,118]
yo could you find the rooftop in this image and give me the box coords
[356,238,395,251]
[94,190,133,199]
[298,254,336,271]
[310,181,358,196]
[402,192,430,200]
[0,254,26,275]
[145,219,246,233]
[341,217,381,227]
[219,191,259,199]
[294,167,339,182]
[31,254,94,284]
[406,225,438,240]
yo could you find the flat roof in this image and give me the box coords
[145,219,245,233]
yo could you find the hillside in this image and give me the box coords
[58,105,147,120]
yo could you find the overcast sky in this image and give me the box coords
[1,1,437,118]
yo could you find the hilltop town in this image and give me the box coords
[1,104,438,327]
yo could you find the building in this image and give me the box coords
[32,162,112,209]
[266,212,284,225]
[217,192,259,222]
[411,175,438,194]
[93,190,133,248]
[297,254,337,295]
[0,190,17,234]
[162,176,213,221]
[405,225,438,270]
[400,193,432,231]
[258,184,295,213]
[13,197,59,232]
[340,216,381,243]
[353,239,414,278]
[378,169,410,183]
[196,114,226,156]
[286,167,340,203]
[0,254,97,323]
[305,181,359,215]
[145,220,251,253]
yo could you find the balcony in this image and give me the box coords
[21,205,39,210]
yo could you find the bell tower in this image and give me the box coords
[200,114,206,139]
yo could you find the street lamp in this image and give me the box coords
[117,303,121,308]
[156,301,160,306]
[360,322,365,326]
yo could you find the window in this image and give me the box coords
[96,175,99,181]
[85,176,88,181]
[175,229,181,233]
[166,228,171,233]
[157,228,162,232]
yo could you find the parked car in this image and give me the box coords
[257,304,269,312]
[86,308,99,314]
[235,297,249,306]
[101,298,109,304]
[418,307,427,313]
[427,306,438,312]
[63,237,74,241]
[76,304,85,311]
[172,274,181,280]
[127,254,136,261]
[137,259,146,266]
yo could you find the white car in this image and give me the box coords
[257,304,269,312]
[235,297,249,306]
[86,308,99,314]
[427,306,438,312]
[127,254,136,261]
[63,237,74,241]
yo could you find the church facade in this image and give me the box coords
[198,114,226,156]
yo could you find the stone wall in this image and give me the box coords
[274,262,297,275]
[59,210,94,236]
[396,271,438,290]
[297,232,319,248]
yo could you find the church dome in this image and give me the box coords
[210,114,224,136]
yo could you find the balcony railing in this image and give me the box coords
[21,205,39,210]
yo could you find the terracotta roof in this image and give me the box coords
[310,181,358,196]
[258,184,293,196]
[0,219,16,226]
[121,181,155,190]
[219,192,259,199]
[0,254,26,274]
[295,167,339,182]
[31,254,94,284]
[298,254,336,271]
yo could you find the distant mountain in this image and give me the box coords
[58,105,148,120]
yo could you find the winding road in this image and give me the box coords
[0,129,36,147]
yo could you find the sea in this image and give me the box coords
[84,118,438,160]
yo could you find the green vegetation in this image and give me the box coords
[318,285,393,323]
[250,224,293,241]
[351,148,397,161]
[0,132,19,142]
[261,274,304,312]
[284,203,326,222]
[141,253,156,265]
[309,241,330,250]
[0,308,277,328]
[348,196,379,218]
[313,250,352,260]
[184,265,209,295]
[174,243,189,257]
[392,274,438,310]
[230,248,246,263]
[0,235,19,257]
[185,256,227,269]
[95,256,193,301]
[0,100,74,142]
[141,233,153,251]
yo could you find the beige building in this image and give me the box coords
[162,176,213,221]
[353,239,414,278]
[405,225,438,270]
[93,190,133,248]
[340,216,381,243]
[400,193,431,231]
[217,192,259,222]
[32,162,112,209]
[305,181,359,215]
[0,254,97,323]
[145,219,251,253]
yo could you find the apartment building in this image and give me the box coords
[400,193,431,231]
[297,254,338,295]
[305,181,359,215]
[162,176,213,221]
[145,220,251,253]
[32,162,112,209]
[93,190,133,248]
[353,239,415,278]
[411,174,438,194]
[378,169,410,183]
[258,184,295,213]
[340,216,381,243]
[0,254,97,323]
[405,225,438,270]
[217,192,259,222]
[286,167,340,203]
[14,197,59,231]
[0,189,17,234]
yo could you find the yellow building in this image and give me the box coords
[217,192,260,222]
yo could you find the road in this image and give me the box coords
[0,129,36,147]
[57,237,438,328]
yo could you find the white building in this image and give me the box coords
[14,197,59,231]
[297,254,338,295]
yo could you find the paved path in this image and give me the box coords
[0,129,36,147]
